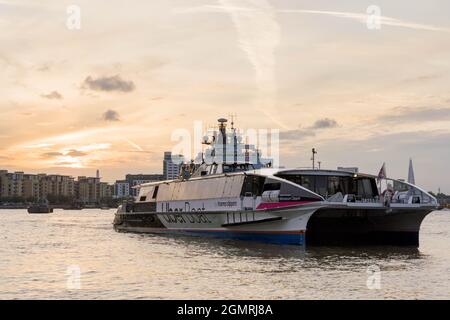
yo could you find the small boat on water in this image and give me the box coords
[113,118,439,246]
[28,201,53,214]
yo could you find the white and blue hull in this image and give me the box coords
[113,204,320,245]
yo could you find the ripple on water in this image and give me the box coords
[0,210,448,299]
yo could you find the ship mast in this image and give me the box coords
[218,118,227,164]
[311,148,317,170]
[230,114,238,165]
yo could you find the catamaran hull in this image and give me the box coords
[306,206,435,246]
[113,203,436,246]
[113,205,319,245]
[114,226,306,244]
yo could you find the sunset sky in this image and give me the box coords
[1,0,449,192]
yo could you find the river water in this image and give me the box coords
[0,209,448,299]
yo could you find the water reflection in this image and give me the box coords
[0,209,447,299]
[128,231,424,266]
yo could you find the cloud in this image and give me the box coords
[41,91,63,100]
[82,75,135,93]
[41,149,87,159]
[41,152,63,159]
[176,5,450,34]
[102,109,120,122]
[414,75,442,82]
[35,63,51,72]
[379,107,450,123]
[25,143,54,149]
[65,149,87,157]
[75,143,111,152]
[311,118,338,129]
[280,118,339,141]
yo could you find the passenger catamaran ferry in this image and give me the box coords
[114,118,438,246]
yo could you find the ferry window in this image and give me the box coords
[315,176,327,196]
[337,177,350,195]
[274,174,300,186]
[263,183,281,191]
[327,176,340,196]
[370,179,379,196]
[223,165,235,173]
[291,175,302,185]
[349,178,357,195]
[254,176,265,195]
[242,177,252,195]
[152,186,159,199]
[301,176,315,191]
[393,180,408,192]
[241,175,265,196]
[357,178,376,198]
[139,196,146,202]
[363,179,374,197]
[238,164,248,172]
[357,179,364,197]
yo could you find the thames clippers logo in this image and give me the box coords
[163,213,212,224]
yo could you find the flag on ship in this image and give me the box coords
[377,162,386,182]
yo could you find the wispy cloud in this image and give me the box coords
[41,91,63,100]
[218,0,283,126]
[82,75,135,93]
[24,143,54,149]
[123,138,144,152]
[65,149,87,157]
[74,143,111,152]
[176,5,450,34]
[280,117,340,141]
[40,151,63,159]
[176,1,286,129]
[379,106,450,123]
[278,9,450,33]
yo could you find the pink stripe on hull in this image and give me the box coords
[256,201,315,210]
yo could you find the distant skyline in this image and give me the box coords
[1,0,450,192]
